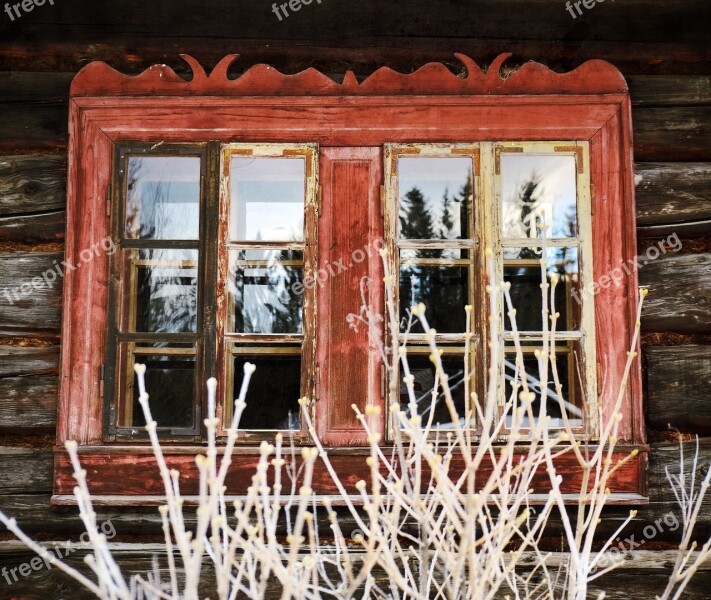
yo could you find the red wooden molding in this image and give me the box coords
[53,447,647,499]
[70,53,628,98]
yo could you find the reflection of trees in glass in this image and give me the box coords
[506,173,543,259]
[126,159,171,239]
[399,176,470,333]
[233,250,302,334]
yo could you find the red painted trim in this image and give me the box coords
[70,53,628,98]
[53,447,645,498]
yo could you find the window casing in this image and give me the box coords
[55,55,645,503]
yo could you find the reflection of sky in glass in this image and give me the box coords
[501,155,577,239]
[399,158,472,239]
[230,158,305,241]
[125,157,200,240]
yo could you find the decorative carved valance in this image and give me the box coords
[71,53,627,97]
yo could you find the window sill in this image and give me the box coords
[52,444,648,505]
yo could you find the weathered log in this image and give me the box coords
[0,155,66,216]
[0,252,63,336]
[0,212,65,243]
[633,107,711,162]
[0,448,53,495]
[646,346,711,434]
[635,162,711,238]
[629,75,711,106]
[0,375,57,429]
[640,253,711,333]
[0,345,59,378]
[0,543,708,600]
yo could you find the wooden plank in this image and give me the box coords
[633,107,711,162]
[0,252,63,335]
[0,345,59,378]
[316,148,383,446]
[0,155,66,217]
[0,72,72,104]
[0,211,65,243]
[646,346,711,434]
[640,253,711,333]
[0,374,57,429]
[629,75,711,107]
[635,163,711,238]
[0,448,53,495]
[0,0,707,45]
[0,543,709,600]
[0,496,168,536]
[0,40,707,77]
[0,103,67,152]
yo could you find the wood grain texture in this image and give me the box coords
[633,107,711,162]
[316,148,383,446]
[640,253,711,333]
[0,544,709,600]
[646,346,711,434]
[635,162,711,238]
[0,448,53,495]
[628,75,711,106]
[0,375,57,429]
[0,252,63,335]
[51,448,644,497]
[0,345,59,378]
[0,212,65,243]
[0,155,66,216]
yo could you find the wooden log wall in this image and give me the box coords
[0,0,709,596]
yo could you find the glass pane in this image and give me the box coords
[120,249,198,333]
[399,263,468,334]
[400,354,468,428]
[118,346,195,429]
[501,154,577,239]
[504,247,580,331]
[124,156,200,240]
[228,250,303,334]
[400,249,470,261]
[234,354,301,430]
[230,157,305,242]
[504,347,582,429]
[398,157,472,240]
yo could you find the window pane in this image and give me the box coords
[501,154,577,239]
[400,263,468,334]
[120,249,198,333]
[400,354,468,429]
[125,156,200,240]
[398,157,472,240]
[504,347,582,429]
[504,247,580,331]
[233,354,301,430]
[400,249,470,261]
[228,250,303,334]
[230,157,305,242]
[117,345,196,429]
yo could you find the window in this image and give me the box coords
[55,55,644,503]
[384,142,595,436]
[105,144,317,441]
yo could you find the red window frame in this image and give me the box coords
[54,54,645,504]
